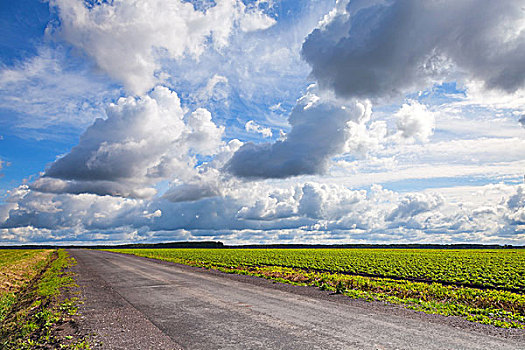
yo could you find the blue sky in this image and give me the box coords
[0,0,524,245]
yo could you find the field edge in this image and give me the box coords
[0,249,91,349]
[107,248,525,329]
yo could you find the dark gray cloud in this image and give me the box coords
[519,115,525,128]
[302,0,525,99]
[162,181,222,203]
[31,178,155,199]
[226,89,370,178]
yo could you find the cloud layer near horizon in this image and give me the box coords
[2,181,524,244]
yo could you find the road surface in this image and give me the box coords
[68,249,524,350]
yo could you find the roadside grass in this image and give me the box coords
[110,249,525,329]
[0,250,52,322]
[0,249,90,349]
[198,264,525,329]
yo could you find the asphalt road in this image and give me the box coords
[69,249,524,350]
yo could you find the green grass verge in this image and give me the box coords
[110,249,525,329]
[0,250,90,349]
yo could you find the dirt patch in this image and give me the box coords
[0,250,52,295]
[0,250,90,349]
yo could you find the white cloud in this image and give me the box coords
[245,120,273,138]
[50,0,276,95]
[328,160,525,190]
[344,113,387,155]
[195,74,229,104]
[298,182,368,221]
[395,101,435,142]
[432,113,524,140]
[451,80,525,114]
[239,7,277,32]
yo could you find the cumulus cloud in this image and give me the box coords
[395,101,435,142]
[302,0,525,99]
[33,86,224,198]
[298,182,368,221]
[2,179,525,244]
[227,87,373,178]
[50,0,276,94]
[239,7,277,32]
[245,120,273,138]
[387,192,444,221]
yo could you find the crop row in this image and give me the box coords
[109,248,525,328]
[109,248,525,291]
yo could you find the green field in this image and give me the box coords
[109,248,525,328]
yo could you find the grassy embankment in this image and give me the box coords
[0,249,89,349]
[109,248,525,329]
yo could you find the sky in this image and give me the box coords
[0,0,524,245]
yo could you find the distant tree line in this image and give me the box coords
[0,241,523,250]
